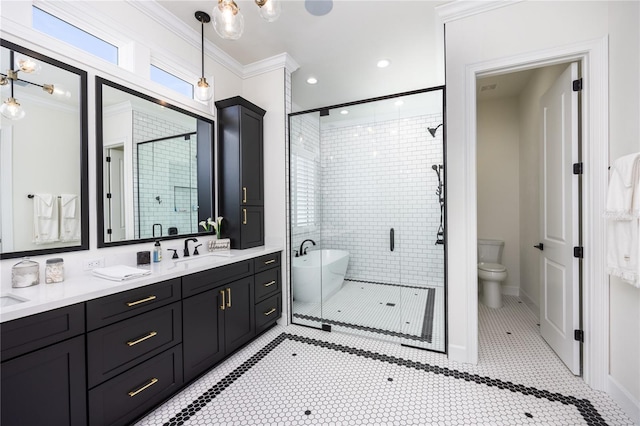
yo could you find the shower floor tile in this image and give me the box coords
[293,280,445,351]
[135,296,634,426]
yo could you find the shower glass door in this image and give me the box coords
[289,87,446,353]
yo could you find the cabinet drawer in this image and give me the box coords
[88,345,183,426]
[255,294,281,332]
[86,278,181,331]
[254,267,281,302]
[182,259,253,298]
[87,302,182,388]
[253,252,281,274]
[1,303,85,362]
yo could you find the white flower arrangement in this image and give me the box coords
[199,216,224,238]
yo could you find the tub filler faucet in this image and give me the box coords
[299,239,316,256]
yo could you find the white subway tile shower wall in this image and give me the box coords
[132,110,197,239]
[320,114,444,288]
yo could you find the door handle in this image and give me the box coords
[243,208,247,225]
[226,287,231,308]
[390,228,395,252]
[534,243,544,251]
[242,187,247,204]
[220,290,226,310]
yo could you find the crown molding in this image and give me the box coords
[436,0,524,23]
[125,0,244,78]
[243,53,300,79]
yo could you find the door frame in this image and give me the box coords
[463,37,609,390]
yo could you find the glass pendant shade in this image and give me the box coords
[16,57,41,74]
[195,77,213,102]
[257,0,281,22]
[212,0,244,40]
[0,98,26,120]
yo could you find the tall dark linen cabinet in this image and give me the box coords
[216,97,266,249]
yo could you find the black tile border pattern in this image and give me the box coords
[163,333,607,426]
[293,286,436,343]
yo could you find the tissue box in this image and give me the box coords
[209,238,231,251]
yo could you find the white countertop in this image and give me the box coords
[0,245,283,323]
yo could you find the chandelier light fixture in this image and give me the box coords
[194,11,214,102]
[211,0,281,40]
[0,50,64,121]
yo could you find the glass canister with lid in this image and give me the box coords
[11,257,40,288]
[45,258,64,283]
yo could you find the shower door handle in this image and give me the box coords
[390,228,395,252]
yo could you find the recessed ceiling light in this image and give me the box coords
[340,109,349,115]
[377,59,390,68]
[306,77,318,85]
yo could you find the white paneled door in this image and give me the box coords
[539,62,581,375]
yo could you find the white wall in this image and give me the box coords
[517,64,566,313]
[444,0,640,420]
[477,97,520,295]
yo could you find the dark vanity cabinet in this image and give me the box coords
[216,96,266,249]
[86,279,183,426]
[0,304,87,426]
[182,260,256,382]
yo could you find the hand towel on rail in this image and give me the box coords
[60,194,81,242]
[33,194,59,244]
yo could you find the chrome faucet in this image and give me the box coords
[183,238,198,257]
[299,239,316,256]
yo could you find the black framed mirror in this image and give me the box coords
[0,39,89,259]
[96,77,215,247]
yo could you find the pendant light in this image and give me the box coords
[255,0,281,22]
[212,0,245,41]
[194,11,213,102]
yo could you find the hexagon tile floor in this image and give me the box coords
[135,296,635,425]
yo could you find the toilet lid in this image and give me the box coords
[478,262,506,272]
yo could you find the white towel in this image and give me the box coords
[92,265,151,281]
[33,194,59,244]
[605,152,640,287]
[60,194,81,242]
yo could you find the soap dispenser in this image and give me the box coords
[153,241,162,262]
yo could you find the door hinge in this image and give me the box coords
[105,156,111,162]
[573,246,584,258]
[106,228,112,235]
[574,329,584,342]
[572,78,583,92]
[106,193,112,199]
[573,162,583,175]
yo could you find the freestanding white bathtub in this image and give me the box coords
[292,249,350,303]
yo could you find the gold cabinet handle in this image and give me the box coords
[264,280,276,287]
[243,208,247,225]
[264,308,276,316]
[264,259,276,265]
[220,290,226,310]
[226,288,232,308]
[126,295,157,307]
[242,187,247,204]
[128,378,158,397]
[127,331,157,347]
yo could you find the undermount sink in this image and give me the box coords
[173,252,229,265]
[0,293,29,308]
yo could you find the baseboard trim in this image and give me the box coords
[608,375,640,425]
[502,285,520,297]
[448,344,471,364]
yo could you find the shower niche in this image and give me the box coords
[288,87,447,353]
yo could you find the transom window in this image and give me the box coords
[150,65,194,99]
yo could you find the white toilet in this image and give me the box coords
[478,239,508,309]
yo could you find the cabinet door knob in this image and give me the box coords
[219,290,226,310]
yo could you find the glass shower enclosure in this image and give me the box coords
[289,87,446,352]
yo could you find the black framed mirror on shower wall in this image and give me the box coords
[95,77,215,247]
[288,86,447,353]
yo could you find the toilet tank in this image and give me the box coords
[478,239,504,263]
